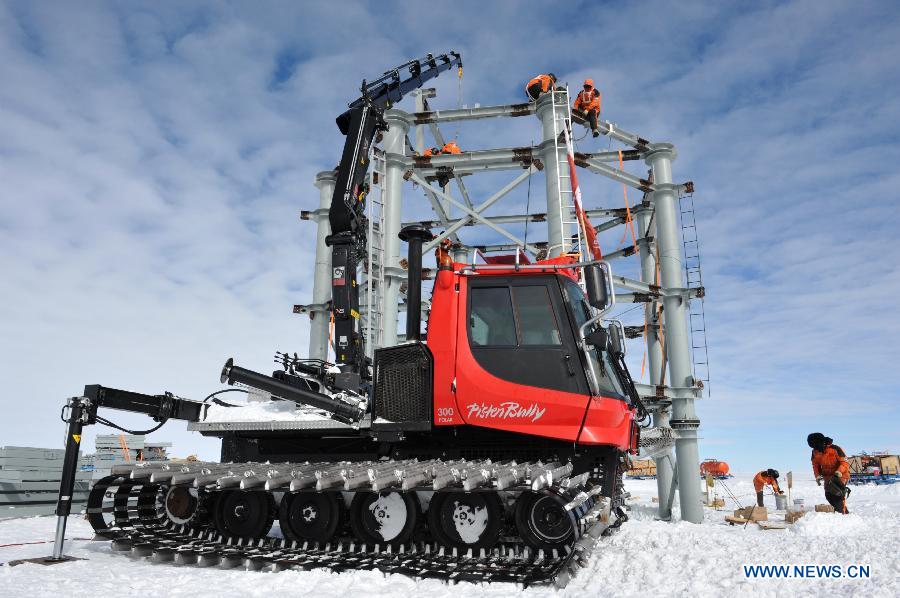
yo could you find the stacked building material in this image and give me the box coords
[627,459,657,479]
[91,435,172,479]
[0,446,92,519]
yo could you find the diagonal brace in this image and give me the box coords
[408,172,540,254]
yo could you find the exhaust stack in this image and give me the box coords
[399,224,433,342]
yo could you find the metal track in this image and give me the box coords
[87,458,624,588]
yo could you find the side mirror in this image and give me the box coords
[584,262,614,313]
[585,327,608,350]
[608,320,626,356]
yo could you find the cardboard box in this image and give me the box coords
[879,455,899,475]
[815,504,835,513]
[785,509,806,523]
[734,506,768,521]
[708,498,725,508]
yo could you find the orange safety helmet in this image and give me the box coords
[583,78,594,88]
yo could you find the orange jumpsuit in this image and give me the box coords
[812,445,850,513]
[573,87,602,114]
[526,74,554,100]
[753,471,781,493]
[573,84,602,133]
[440,141,461,154]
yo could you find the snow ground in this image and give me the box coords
[0,478,897,598]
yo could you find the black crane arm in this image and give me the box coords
[327,51,462,373]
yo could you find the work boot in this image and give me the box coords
[592,129,600,138]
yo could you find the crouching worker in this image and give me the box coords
[526,73,557,101]
[808,432,850,514]
[573,78,603,137]
[753,469,782,507]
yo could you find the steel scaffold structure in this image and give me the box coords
[299,88,705,523]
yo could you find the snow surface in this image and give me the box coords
[1,479,898,598]
[202,400,333,423]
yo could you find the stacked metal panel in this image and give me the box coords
[0,446,92,519]
[91,435,172,479]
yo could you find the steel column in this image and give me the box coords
[635,206,675,520]
[309,171,335,361]
[381,112,410,347]
[646,144,702,523]
[535,93,570,257]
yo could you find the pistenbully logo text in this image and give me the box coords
[466,402,546,422]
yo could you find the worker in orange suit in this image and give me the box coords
[753,469,782,507]
[573,78,603,137]
[525,73,557,101]
[808,432,851,514]
[440,140,462,155]
[422,147,441,157]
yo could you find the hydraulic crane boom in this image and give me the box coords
[326,51,462,374]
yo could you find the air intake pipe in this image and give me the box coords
[220,358,365,425]
[399,225,434,342]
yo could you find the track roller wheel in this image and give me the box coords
[86,475,124,536]
[213,490,274,539]
[278,491,344,543]
[349,491,419,546]
[164,486,199,526]
[514,491,578,550]
[428,491,502,549]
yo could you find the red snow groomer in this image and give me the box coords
[46,52,649,587]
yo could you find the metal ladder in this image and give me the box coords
[363,152,386,359]
[679,191,710,394]
[549,87,583,258]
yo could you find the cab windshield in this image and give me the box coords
[561,278,626,398]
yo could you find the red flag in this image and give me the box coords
[562,126,602,260]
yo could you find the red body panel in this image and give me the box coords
[425,260,633,450]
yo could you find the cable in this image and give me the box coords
[94,415,168,436]
[202,388,248,405]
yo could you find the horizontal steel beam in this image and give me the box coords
[411,102,535,125]
[633,382,702,401]
[570,111,652,151]
[396,147,541,177]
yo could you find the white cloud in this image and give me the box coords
[0,0,898,467]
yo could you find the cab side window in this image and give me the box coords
[512,286,561,345]
[470,287,517,346]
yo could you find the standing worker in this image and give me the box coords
[753,469,782,507]
[526,73,557,101]
[573,78,603,137]
[808,433,850,514]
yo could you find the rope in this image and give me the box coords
[0,538,93,549]
[618,151,638,252]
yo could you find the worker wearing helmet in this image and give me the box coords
[526,73,557,101]
[753,469,782,507]
[808,433,850,514]
[422,147,441,158]
[573,78,603,137]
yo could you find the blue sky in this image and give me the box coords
[1,0,898,478]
